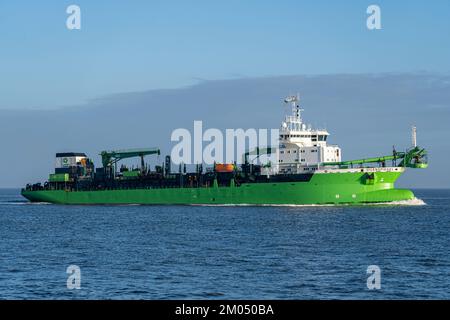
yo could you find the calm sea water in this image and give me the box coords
[0,188,449,299]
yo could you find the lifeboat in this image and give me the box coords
[215,163,235,173]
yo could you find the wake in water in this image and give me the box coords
[192,198,427,207]
[369,197,426,206]
[0,198,426,207]
[0,201,50,205]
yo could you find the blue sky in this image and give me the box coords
[0,0,449,109]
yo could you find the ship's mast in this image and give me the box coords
[412,125,417,148]
[283,94,304,131]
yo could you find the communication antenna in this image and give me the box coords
[283,93,303,121]
[411,126,417,148]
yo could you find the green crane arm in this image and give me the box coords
[398,146,428,168]
[243,147,277,164]
[321,146,428,169]
[323,155,400,166]
[100,148,161,168]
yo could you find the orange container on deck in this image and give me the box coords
[215,163,235,173]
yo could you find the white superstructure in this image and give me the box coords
[276,95,341,174]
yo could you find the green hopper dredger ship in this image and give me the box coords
[22,95,428,205]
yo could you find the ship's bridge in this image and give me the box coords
[275,95,341,174]
[279,129,330,148]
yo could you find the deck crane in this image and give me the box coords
[100,148,161,175]
[321,126,428,169]
[242,147,277,165]
[321,146,428,169]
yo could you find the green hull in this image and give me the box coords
[21,169,415,205]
